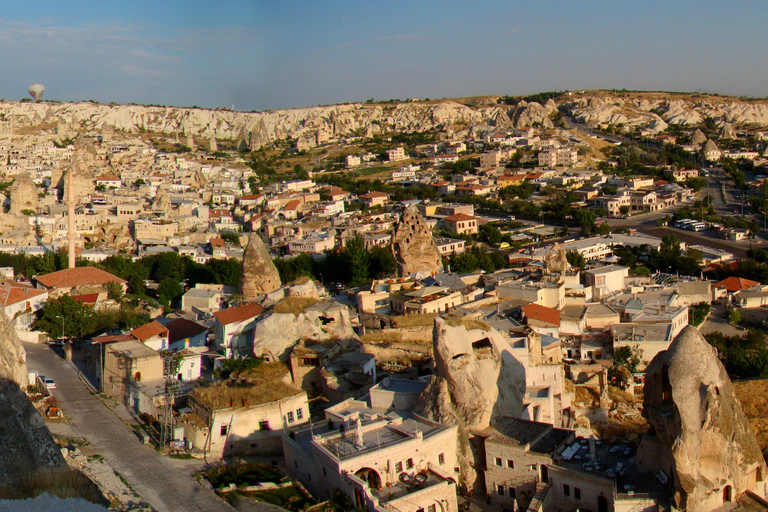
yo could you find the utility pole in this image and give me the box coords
[160,353,181,447]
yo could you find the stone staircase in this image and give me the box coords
[526,481,551,512]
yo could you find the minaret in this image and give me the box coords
[67,169,76,269]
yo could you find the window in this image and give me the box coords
[563,484,570,497]
[286,411,294,423]
[510,487,516,498]
[438,453,445,465]
[507,459,514,469]
[406,458,414,469]
[497,484,505,496]
[220,425,228,436]
[323,467,327,477]
[395,462,403,473]
[296,408,303,420]
[495,457,502,466]
[259,420,270,431]
[574,487,581,499]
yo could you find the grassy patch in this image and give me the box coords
[191,362,297,409]
[390,313,436,328]
[273,297,319,315]
[245,486,311,512]
[168,452,192,460]
[445,317,490,331]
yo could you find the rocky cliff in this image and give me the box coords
[251,301,358,361]
[414,318,525,492]
[241,233,282,300]
[391,205,442,277]
[638,326,767,511]
[2,91,768,154]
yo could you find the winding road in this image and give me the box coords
[25,342,233,512]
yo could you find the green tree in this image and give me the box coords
[574,209,597,235]
[729,308,743,325]
[690,302,711,326]
[619,205,630,216]
[33,296,96,339]
[158,277,183,306]
[105,281,124,301]
[614,345,643,374]
[566,249,586,268]
[345,236,370,287]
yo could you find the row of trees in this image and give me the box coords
[273,237,397,288]
[33,295,150,339]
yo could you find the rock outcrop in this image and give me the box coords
[638,326,767,511]
[414,318,525,491]
[9,172,39,215]
[0,308,27,387]
[151,190,172,216]
[691,128,707,145]
[544,243,572,274]
[251,302,358,360]
[391,205,442,277]
[241,233,282,299]
[721,122,736,140]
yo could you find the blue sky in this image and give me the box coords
[3,1,768,111]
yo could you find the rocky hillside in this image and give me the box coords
[564,90,768,132]
[4,90,768,150]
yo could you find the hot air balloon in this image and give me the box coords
[28,83,45,102]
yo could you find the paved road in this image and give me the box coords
[25,343,233,512]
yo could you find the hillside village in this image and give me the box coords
[9,91,768,511]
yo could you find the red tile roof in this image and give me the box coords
[445,213,477,222]
[167,318,207,343]
[131,321,169,342]
[0,284,46,307]
[284,200,301,211]
[213,302,265,325]
[72,293,99,305]
[715,276,761,292]
[360,191,390,199]
[35,267,127,290]
[522,304,561,326]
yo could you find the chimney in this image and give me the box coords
[67,167,76,269]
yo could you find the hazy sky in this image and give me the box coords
[4,1,768,111]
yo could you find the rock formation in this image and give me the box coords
[241,233,281,299]
[0,308,27,387]
[638,326,767,511]
[544,243,572,274]
[509,101,555,129]
[721,122,736,140]
[9,172,39,215]
[414,318,525,491]
[151,190,172,216]
[251,302,358,360]
[691,128,707,145]
[391,205,442,277]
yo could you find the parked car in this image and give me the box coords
[41,377,56,389]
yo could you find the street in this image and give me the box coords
[25,343,233,512]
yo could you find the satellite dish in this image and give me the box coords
[28,83,45,102]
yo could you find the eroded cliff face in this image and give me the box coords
[414,318,525,492]
[241,233,282,300]
[638,326,767,512]
[391,205,442,278]
[3,92,768,152]
[0,307,27,388]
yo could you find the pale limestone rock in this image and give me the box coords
[638,326,767,512]
[251,302,358,360]
[414,318,525,491]
[544,243,572,274]
[0,307,27,387]
[9,172,39,215]
[691,128,707,145]
[151,190,172,215]
[241,233,281,299]
[721,122,736,140]
[391,205,442,277]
